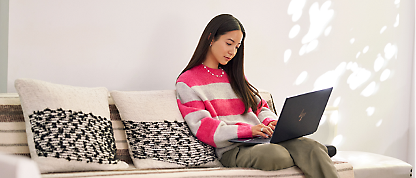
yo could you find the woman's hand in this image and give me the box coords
[267,120,278,131]
[252,124,273,138]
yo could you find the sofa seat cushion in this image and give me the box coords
[40,161,353,178]
[332,151,412,178]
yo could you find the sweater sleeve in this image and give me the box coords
[176,82,252,148]
[255,97,279,126]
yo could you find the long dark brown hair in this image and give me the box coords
[178,14,262,114]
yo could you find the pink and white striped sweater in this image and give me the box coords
[176,64,278,158]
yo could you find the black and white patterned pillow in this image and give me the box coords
[15,79,128,173]
[29,108,118,164]
[110,90,223,169]
[123,120,216,167]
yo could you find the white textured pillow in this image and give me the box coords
[110,90,221,169]
[15,79,128,173]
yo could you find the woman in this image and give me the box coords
[176,14,339,178]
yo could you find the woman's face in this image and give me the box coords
[204,30,243,69]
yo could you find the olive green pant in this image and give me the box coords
[220,137,339,178]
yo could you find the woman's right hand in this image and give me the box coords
[252,124,273,138]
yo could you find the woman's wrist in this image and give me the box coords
[237,124,253,138]
[262,118,275,127]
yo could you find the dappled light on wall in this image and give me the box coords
[320,115,327,126]
[333,97,341,107]
[346,62,371,90]
[314,62,346,90]
[376,120,383,127]
[380,26,387,34]
[366,107,375,116]
[295,71,308,85]
[380,69,391,82]
[384,43,398,59]
[283,0,403,149]
[289,25,301,39]
[287,0,306,22]
[284,49,292,63]
[285,0,334,60]
[301,1,333,44]
[393,14,399,27]
[332,135,343,147]
[361,81,377,97]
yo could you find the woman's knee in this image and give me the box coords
[297,137,329,159]
[297,137,328,152]
[249,144,294,171]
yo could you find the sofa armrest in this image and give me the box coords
[0,153,41,178]
[332,151,412,178]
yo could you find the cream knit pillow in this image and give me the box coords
[15,79,128,173]
[110,90,221,169]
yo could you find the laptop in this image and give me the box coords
[228,87,333,145]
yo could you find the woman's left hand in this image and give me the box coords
[268,120,278,131]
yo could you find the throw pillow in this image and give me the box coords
[15,79,129,173]
[110,90,221,169]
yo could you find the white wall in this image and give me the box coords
[6,0,415,163]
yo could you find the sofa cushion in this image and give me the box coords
[14,79,129,173]
[39,161,354,178]
[110,90,222,169]
[332,151,412,178]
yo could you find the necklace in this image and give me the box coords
[202,63,224,77]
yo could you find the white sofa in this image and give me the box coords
[0,90,409,178]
